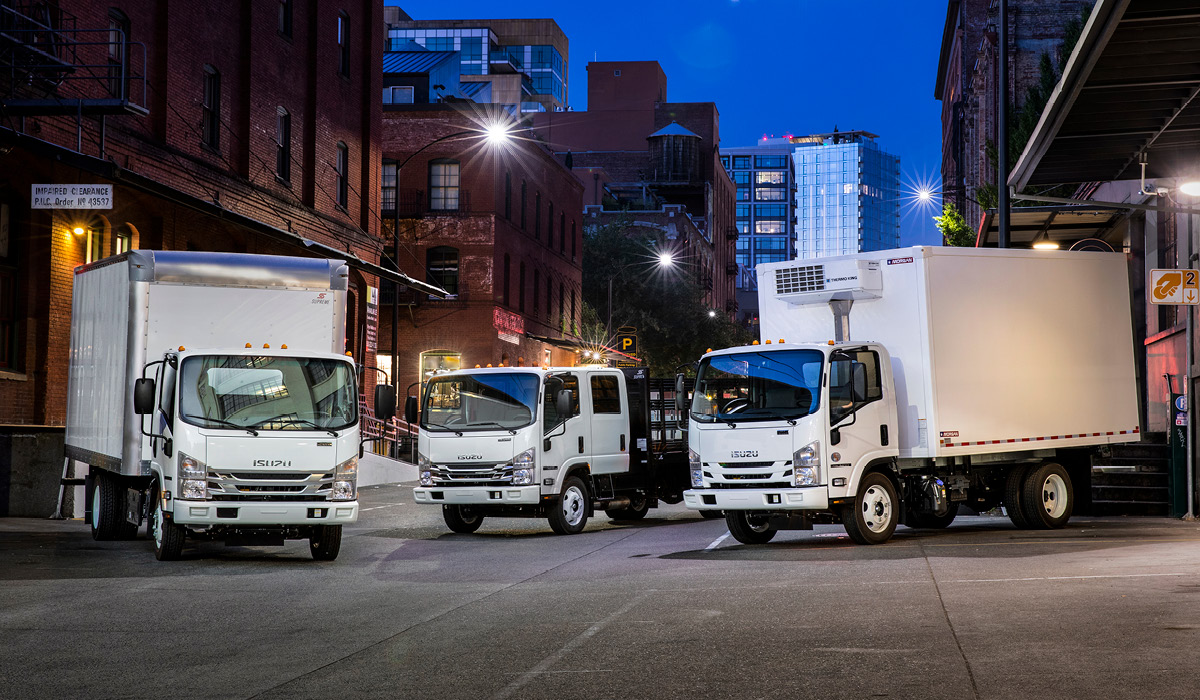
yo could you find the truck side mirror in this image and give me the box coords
[556,389,572,420]
[134,378,156,415]
[404,395,419,425]
[374,384,397,422]
[675,373,687,412]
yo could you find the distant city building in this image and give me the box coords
[721,139,798,323]
[383,8,568,114]
[791,130,901,260]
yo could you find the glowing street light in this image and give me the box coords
[607,252,677,335]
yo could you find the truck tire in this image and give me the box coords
[605,496,649,521]
[90,471,121,541]
[151,493,186,561]
[907,506,957,529]
[725,510,776,544]
[699,509,724,519]
[309,525,342,561]
[548,476,590,535]
[443,505,484,533]
[841,472,899,545]
[1004,465,1033,529]
[1020,462,1073,529]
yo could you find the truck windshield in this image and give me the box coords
[422,372,540,432]
[691,350,824,423]
[178,356,357,432]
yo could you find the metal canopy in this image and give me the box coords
[976,205,1128,248]
[1011,0,1200,189]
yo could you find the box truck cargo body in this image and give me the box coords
[65,251,379,561]
[681,247,1140,544]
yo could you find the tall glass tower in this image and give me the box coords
[792,130,900,259]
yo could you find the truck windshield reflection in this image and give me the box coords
[422,372,540,432]
[691,350,824,423]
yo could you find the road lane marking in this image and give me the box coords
[705,531,731,550]
[491,590,654,700]
[358,503,405,512]
[949,572,1192,583]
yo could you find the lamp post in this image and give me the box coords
[387,120,515,412]
[606,251,674,336]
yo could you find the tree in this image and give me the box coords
[581,218,751,374]
[934,202,975,247]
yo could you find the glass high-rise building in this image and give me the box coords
[792,130,900,259]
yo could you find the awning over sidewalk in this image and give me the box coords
[1011,0,1200,189]
[0,127,448,297]
[977,205,1128,248]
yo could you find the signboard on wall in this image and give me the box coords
[365,286,379,353]
[32,184,113,209]
[1149,269,1200,305]
[493,308,524,345]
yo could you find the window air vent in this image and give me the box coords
[776,265,824,295]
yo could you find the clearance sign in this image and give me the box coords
[1150,269,1200,305]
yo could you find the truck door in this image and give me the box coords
[588,372,630,475]
[544,372,588,474]
[828,349,894,470]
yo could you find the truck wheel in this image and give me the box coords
[605,496,649,521]
[699,509,724,519]
[1004,465,1033,529]
[443,505,484,533]
[90,471,121,541]
[151,493,186,561]
[548,476,589,535]
[907,506,957,529]
[1020,462,1073,529]
[309,525,342,561]
[725,511,776,544]
[841,472,898,545]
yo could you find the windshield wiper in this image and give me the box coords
[249,415,338,437]
[465,421,519,435]
[184,414,259,436]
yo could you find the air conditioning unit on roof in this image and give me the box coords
[771,258,881,306]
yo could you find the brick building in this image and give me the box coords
[530,61,738,317]
[0,1,421,516]
[378,105,584,395]
[935,0,1093,230]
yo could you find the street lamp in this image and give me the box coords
[606,252,675,336]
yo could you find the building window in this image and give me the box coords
[382,86,414,104]
[335,141,348,208]
[337,13,350,78]
[571,221,577,259]
[519,262,526,312]
[570,290,576,330]
[755,155,789,169]
[429,160,459,210]
[504,171,512,220]
[503,254,511,306]
[0,266,16,370]
[107,9,129,98]
[732,156,750,169]
[533,269,540,315]
[382,160,396,210]
[520,181,527,229]
[548,202,554,246]
[201,65,220,148]
[545,276,552,320]
[275,107,291,182]
[559,212,566,253]
[427,246,458,297]
[114,224,132,255]
[534,192,541,239]
[558,283,564,325]
[278,0,292,38]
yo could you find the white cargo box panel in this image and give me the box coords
[758,247,1140,459]
[66,251,348,473]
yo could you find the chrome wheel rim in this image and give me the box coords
[561,486,586,528]
[91,484,101,531]
[1041,474,1068,519]
[746,514,771,533]
[861,484,893,534]
[153,499,164,549]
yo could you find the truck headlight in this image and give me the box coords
[511,448,535,486]
[331,456,357,501]
[793,441,821,487]
[689,448,704,488]
[178,452,207,500]
[418,451,433,487]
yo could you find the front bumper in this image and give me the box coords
[413,485,541,505]
[171,501,359,526]
[684,486,829,511]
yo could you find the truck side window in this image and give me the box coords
[829,350,882,424]
[542,373,579,430]
[590,375,621,414]
[159,363,177,429]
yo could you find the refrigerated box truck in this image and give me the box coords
[407,366,691,534]
[66,250,395,560]
[681,246,1140,544]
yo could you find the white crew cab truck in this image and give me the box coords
[407,366,690,534]
[682,246,1140,545]
[66,251,396,561]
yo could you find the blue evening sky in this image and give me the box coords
[389,0,947,246]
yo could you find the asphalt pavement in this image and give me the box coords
[3,482,1200,699]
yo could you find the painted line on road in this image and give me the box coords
[491,590,654,700]
[705,531,731,551]
[949,572,1192,584]
[358,503,405,512]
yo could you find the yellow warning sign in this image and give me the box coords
[1150,269,1200,305]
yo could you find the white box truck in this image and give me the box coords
[405,366,691,534]
[681,246,1140,544]
[66,250,396,561]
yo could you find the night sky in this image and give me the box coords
[390,0,947,246]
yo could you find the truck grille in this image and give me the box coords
[703,461,792,489]
[718,461,776,469]
[207,470,334,501]
[775,265,824,295]
[430,461,512,486]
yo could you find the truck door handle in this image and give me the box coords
[880,425,889,446]
[620,434,626,451]
[579,436,585,454]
